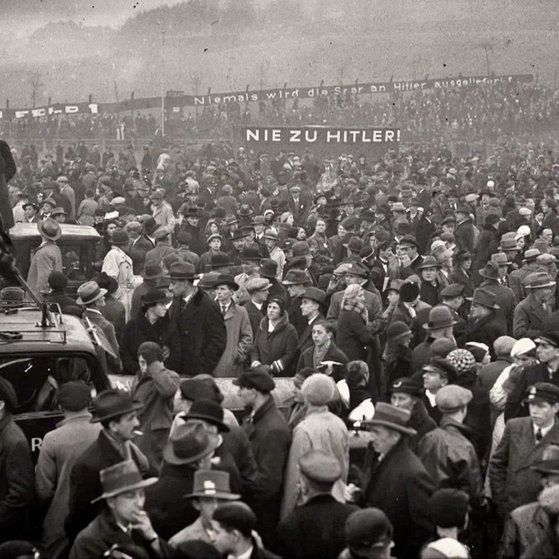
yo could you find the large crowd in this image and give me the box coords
[2,121,559,559]
[3,81,559,142]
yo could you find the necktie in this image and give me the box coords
[221,304,227,316]
[536,428,543,442]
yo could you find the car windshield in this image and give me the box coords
[0,354,96,413]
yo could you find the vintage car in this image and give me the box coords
[9,222,101,295]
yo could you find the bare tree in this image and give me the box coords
[30,70,44,108]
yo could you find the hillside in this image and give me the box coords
[1,0,559,108]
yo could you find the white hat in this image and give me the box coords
[511,338,536,357]
[517,224,531,237]
[487,180,495,188]
[425,538,469,559]
[518,207,532,217]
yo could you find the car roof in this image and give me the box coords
[0,308,96,355]
[9,223,101,241]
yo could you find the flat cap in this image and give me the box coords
[423,356,458,383]
[58,380,91,412]
[389,377,423,397]
[232,366,275,393]
[245,278,272,294]
[299,450,342,484]
[535,332,559,349]
[435,385,473,412]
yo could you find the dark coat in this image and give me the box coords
[513,293,550,339]
[0,414,34,542]
[458,311,507,359]
[0,140,16,229]
[242,396,291,546]
[480,280,517,335]
[361,439,435,559]
[144,462,197,540]
[408,399,437,454]
[168,288,227,376]
[489,417,559,515]
[129,236,155,275]
[251,314,299,376]
[297,313,325,355]
[120,314,181,375]
[244,299,266,338]
[505,362,559,420]
[277,494,359,559]
[336,309,376,363]
[454,218,476,253]
[296,342,349,382]
[65,430,151,542]
[449,266,475,299]
[69,508,175,559]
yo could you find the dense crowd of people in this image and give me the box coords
[3,125,559,559]
[2,81,559,142]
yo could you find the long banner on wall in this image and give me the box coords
[0,73,533,120]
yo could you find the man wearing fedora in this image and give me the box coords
[454,204,476,253]
[130,263,165,320]
[77,280,122,372]
[145,420,221,540]
[264,228,286,280]
[178,208,205,256]
[102,228,135,321]
[277,450,358,559]
[509,248,542,301]
[513,271,556,338]
[297,286,326,354]
[478,259,516,334]
[348,402,434,559]
[243,277,272,338]
[500,445,559,559]
[490,383,559,518]
[65,389,150,543]
[121,288,181,376]
[212,274,253,377]
[505,332,559,420]
[282,268,313,338]
[411,305,458,371]
[27,217,63,295]
[167,261,226,377]
[69,460,174,559]
[35,381,102,558]
[169,469,240,548]
[458,287,506,357]
[259,258,287,302]
[144,226,175,271]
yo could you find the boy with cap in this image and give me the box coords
[35,381,102,558]
[234,366,291,547]
[210,501,280,559]
[419,356,458,424]
[0,377,34,543]
[69,460,172,559]
[277,450,358,559]
[490,382,559,517]
[169,469,239,548]
[417,385,483,501]
[338,507,395,559]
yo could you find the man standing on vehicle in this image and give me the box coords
[0,376,34,543]
[27,218,63,295]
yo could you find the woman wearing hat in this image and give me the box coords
[251,297,299,376]
[102,228,136,321]
[27,217,63,295]
[418,256,443,307]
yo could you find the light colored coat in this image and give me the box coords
[280,406,349,520]
[27,241,62,295]
[102,245,135,320]
[213,301,253,377]
[35,412,102,558]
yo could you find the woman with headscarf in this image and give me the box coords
[132,341,180,470]
[251,297,298,376]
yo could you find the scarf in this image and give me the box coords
[342,297,369,324]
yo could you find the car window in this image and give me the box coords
[0,355,94,413]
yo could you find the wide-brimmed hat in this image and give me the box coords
[491,252,512,267]
[92,460,158,503]
[212,274,239,291]
[163,421,221,465]
[362,402,416,436]
[282,269,312,286]
[259,259,278,279]
[522,248,541,263]
[183,206,201,217]
[142,264,164,281]
[417,255,441,270]
[467,287,500,309]
[37,218,62,241]
[345,262,369,277]
[207,233,222,245]
[90,389,143,423]
[384,279,404,294]
[498,232,519,252]
[263,229,278,241]
[241,245,261,262]
[423,305,459,330]
[185,399,230,432]
[478,261,500,280]
[169,262,197,280]
[111,230,130,246]
[141,288,170,307]
[184,469,240,500]
[524,272,556,290]
[51,207,67,217]
[301,287,326,305]
[76,281,107,305]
